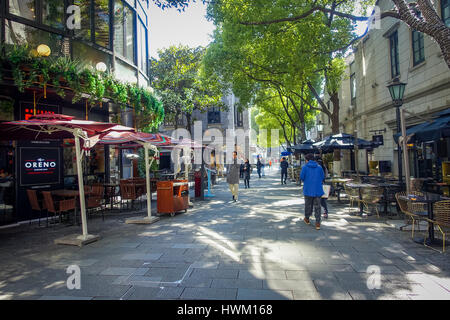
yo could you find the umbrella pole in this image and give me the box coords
[74,134,88,239]
[145,144,152,218]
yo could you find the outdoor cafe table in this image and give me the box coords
[400,193,450,248]
[345,182,377,215]
[325,178,353,203]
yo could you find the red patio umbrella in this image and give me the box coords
[0,114,135,245]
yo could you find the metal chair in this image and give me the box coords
[427,200,450,253]
[344,183,360,209]
[395,191,428,238]
[360,187,384,218]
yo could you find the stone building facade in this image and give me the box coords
[319,0,450,177]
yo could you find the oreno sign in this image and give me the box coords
[24,158,57,171]
[20,148,61,186]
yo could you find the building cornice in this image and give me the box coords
[354,78,450,121]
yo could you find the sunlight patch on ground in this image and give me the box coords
[44,281,65,289]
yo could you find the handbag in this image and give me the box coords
[322,184,331,198]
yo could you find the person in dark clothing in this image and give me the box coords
[256,158,262,178]
[316,157,329,219]
[300,153,324,230]
[243,159,251,188]
[240,163,244,179]
[280,157,289,184]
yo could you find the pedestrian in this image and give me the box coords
[300,153,325,230]
[316,157,329,219]
[269,160,272,171]
[256,157,262,179]
[243,159,251,189]
[280,157,289,184]
[227,151,241,202]
[261,158,265,176]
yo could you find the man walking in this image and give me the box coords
[227,151,241,202]
[256,157,263,179]
[243,159,251,189]
[300,153,324,230]
[280,157,289,184]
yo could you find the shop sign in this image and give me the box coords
[20,147,61,186]
[372,135,384,146]
[20,102,59,120]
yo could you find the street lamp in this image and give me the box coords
[387,77,407,185]
[317,121,324,140]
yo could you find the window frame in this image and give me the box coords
[412,30,425,66]
[208,107,221,124]
[442,0,450,27]
[389,31,400,78]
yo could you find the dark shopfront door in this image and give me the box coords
[0,144,15,224]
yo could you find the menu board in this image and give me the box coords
[20,147,61,186]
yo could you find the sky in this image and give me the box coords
[148,2,373,59]
[148,1,216,59]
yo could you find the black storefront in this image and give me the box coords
[0,85,112,225]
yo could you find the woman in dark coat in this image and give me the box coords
[243,159,251,188]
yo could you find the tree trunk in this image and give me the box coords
[330,92,340,161]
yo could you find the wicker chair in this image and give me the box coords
[395,191,428,238]
[26,189,43,226]
[344,183,360,209]
[427,200,450,253]
[360,187,384,218]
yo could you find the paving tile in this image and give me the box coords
[237,288,293,300]
[100,267,148,276]
[263,279,316,291]
[180,287,237,300]
[121,253,163,261]
[189,268,239,279]
[211,278,263,289]
[238,270,286,280]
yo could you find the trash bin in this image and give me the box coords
[194,170,202,198]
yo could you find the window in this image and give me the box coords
[74,0,91,41]
[442,0,450,27]
[137,18,148,73]
[235,109,243,127]
[350,73,356,101]
[412,30,425,66]
[114,0,135,63]
[208,108,221,124]
[42,0,64,29]
[389,31,400,78]
[5,20,69,56]
[73,40,112,70]
[94,0,110,48]
[9,0,36,20]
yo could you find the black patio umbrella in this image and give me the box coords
[313,133,375,153]
[289,139,319,154]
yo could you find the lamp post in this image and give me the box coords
[317,121,324,140]
[387,78,407,186]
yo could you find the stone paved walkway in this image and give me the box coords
[0,170,449,300]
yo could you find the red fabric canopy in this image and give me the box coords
[0,114,132,141]
[98,131,171,146]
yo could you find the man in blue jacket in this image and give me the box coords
[300,153,324,230]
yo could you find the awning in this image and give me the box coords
[393,113,450,143]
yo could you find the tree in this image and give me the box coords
[205,0,353,161]
[149,45,225,133]
[233,0,450,68]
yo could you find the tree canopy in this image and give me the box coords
[149,45,226,131]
